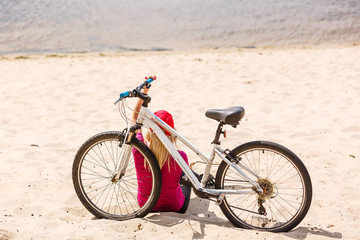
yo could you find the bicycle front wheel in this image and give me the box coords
[72,131,161,220]
[215,141,312,232]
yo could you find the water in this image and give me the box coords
[0,0,359,54]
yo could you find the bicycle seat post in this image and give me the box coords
[212,121,225,145]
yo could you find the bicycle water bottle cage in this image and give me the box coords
[205,106,245,127]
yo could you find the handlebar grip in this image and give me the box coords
[120,91,130,98]
[145,78,154,85]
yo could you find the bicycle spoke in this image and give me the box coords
[103,141,116,171]
[96,144,113,174]
[100,181,114,210]
[227,164,253,182]
[81,165,110,179]
[275,193,302,211]
[268,154,284,178]
[118,183,130,214]
[268,158,289,180]
[243,152,256,175]
[226,192,252,206]
[264,200,277,227]
[120,182,139,211]
[83,157,109,171]
[267,151,276,179]
[86,151,112,174]
[243,199,257,223]
[82,178,108,188]
[120,182,138,203]
[114,143,123,171]
[107,183,116,213]
[120,184,136,214]
[110,141,116,170]
[276,195,302,206]
[93,181,112,205]
[124,181,152,200]
[113,182,122,216]
[257,150,261,175]
[272,197,293,220]
[274,171,300,186]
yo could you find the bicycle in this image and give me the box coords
[72,77,312,232]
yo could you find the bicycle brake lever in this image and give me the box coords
[114,98,121,105]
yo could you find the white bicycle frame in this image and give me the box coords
[127,106,264,198]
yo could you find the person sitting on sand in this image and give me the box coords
[131,79,191,213]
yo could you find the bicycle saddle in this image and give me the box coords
[205,106,245,126]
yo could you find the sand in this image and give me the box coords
[1,45,359,239]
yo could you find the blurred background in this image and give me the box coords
[0,0,359,54]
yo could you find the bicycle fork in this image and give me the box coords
[112,129,133,182]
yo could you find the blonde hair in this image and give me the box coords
[145,130,177,171]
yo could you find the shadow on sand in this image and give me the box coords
[144,197,232,239]
[283,226,342,239]
[144,197,343,240]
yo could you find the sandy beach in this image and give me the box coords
[1,45,360,239]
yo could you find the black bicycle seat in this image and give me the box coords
[205,106,245,126]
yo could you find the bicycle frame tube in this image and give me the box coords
[137,107,262,195]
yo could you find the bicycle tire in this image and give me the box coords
[72,131,161,220]
[215,141,312,232]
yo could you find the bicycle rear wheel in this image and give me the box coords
[215,141,312,232]
[72,131,161,220]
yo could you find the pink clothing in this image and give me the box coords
[132,133,188,212]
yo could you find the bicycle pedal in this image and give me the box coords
[199,173,215,187]
[207,174,215,187]
[179,175,192,186]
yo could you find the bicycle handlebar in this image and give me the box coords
[114,77,156,105]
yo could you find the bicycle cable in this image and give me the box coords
[117,99,129,128]
[117,98,152,133]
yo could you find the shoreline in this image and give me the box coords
[1,42,359,59]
